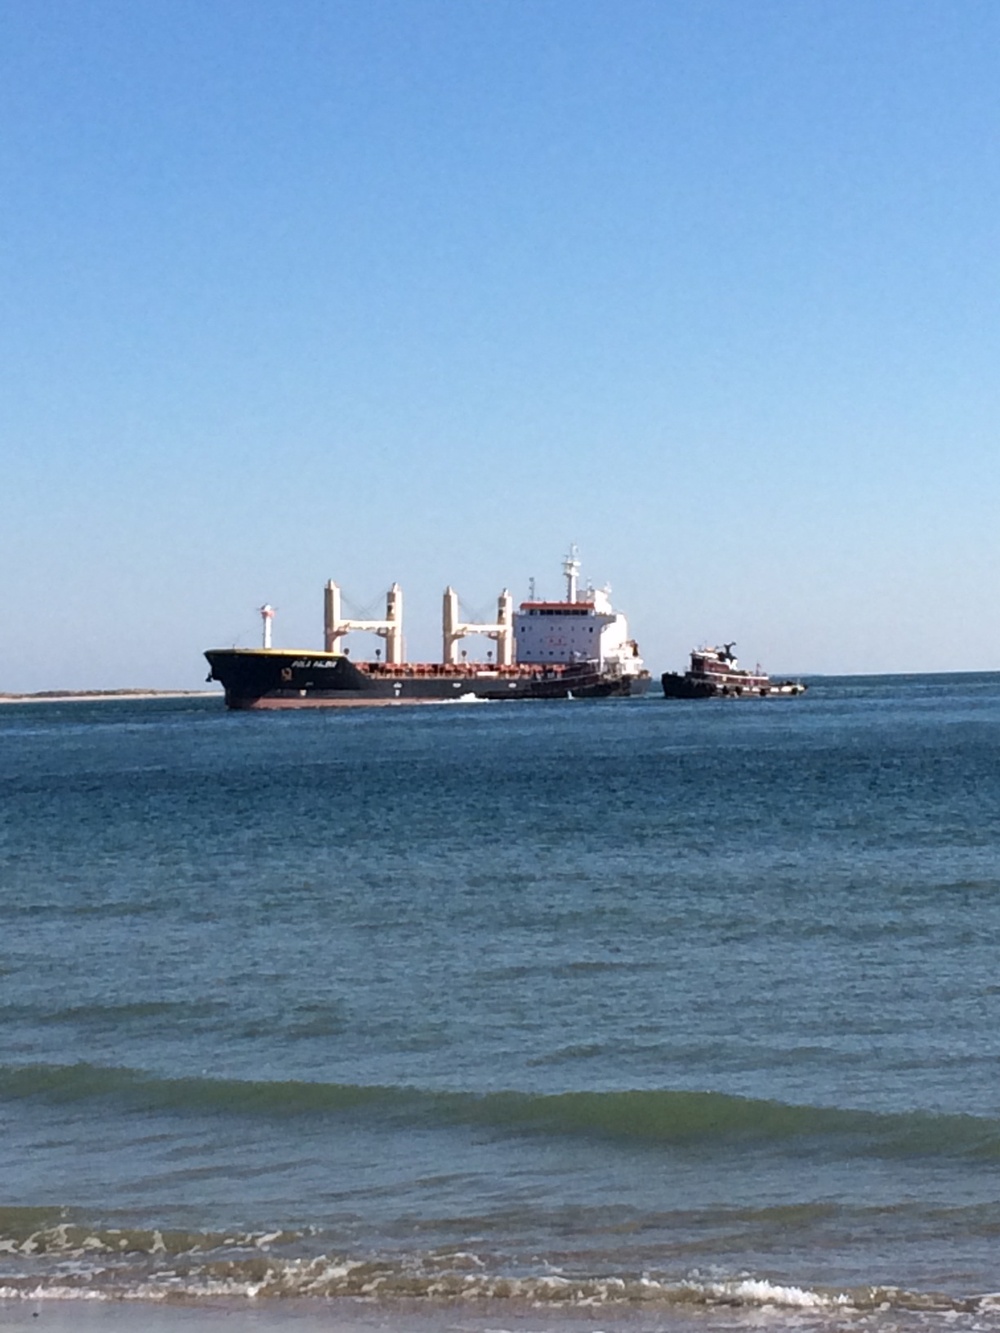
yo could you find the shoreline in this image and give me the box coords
[0,690,219,705]
[0,1296,883,1333]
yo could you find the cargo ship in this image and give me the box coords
[661,643,806,699]
[205,550,650,708]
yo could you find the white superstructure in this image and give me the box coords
[512,549,645,678]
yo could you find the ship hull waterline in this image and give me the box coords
[206,649,650,709]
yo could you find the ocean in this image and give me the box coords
[2,675,1000,1332]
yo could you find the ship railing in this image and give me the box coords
[357,661,588,678]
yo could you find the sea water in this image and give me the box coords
[2,675,1000,1331]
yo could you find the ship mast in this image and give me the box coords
[563,544,581,603]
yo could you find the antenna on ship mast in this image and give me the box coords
[259,604,275,649]
[563,544,581,603]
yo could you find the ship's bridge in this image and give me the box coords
[513,592,639,672]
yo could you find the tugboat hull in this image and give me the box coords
[661,672,806,699]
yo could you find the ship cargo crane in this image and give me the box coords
[442,588,515,666]
[324,581,404,664]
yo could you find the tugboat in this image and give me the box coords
[661,643,806,699]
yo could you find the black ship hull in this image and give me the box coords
[206,650,651,709]
[661,671,806,699]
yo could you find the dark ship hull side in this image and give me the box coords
[661,672,806,699]
[206,650,650,709]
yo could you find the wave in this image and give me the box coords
[0,1216,996,1317]
[0,1000,225,1025]
[4,1063,1000,1159]
[3,1206,1000,1317]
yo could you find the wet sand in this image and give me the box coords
[0,1293,935,1333]
[0,1299,712,1333]
[1,1301,346,1331]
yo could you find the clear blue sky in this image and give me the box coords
[3,0,998,689]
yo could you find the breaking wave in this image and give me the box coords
[0,1212,997,1315]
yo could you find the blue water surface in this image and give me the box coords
[2,675,999,1301]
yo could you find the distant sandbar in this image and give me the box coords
[0,690,219,705]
